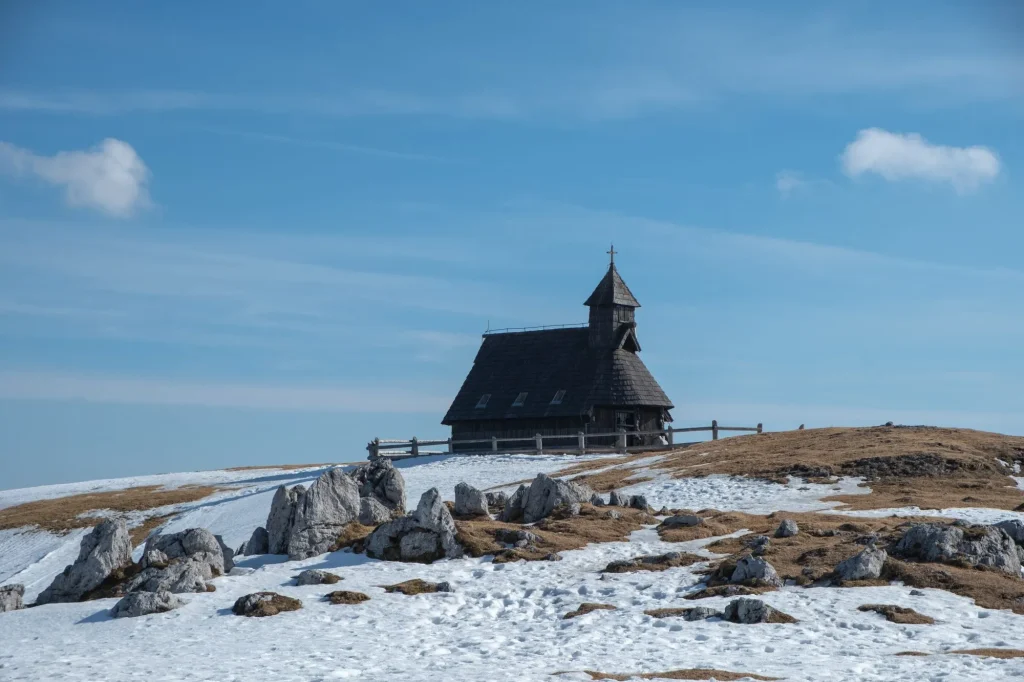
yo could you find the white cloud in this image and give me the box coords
[0,138,151,216]
[775,171,806,197]
[840,128,1000,193]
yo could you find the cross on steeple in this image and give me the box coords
[607,244,617,264]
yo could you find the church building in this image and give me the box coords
[442,250,673,450]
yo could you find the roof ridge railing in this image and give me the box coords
[483,322,588,336]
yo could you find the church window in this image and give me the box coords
[475,394,490,408]
[512,392,528,407]
[551,390,566,405]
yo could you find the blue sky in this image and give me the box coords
[1,1,1022,489]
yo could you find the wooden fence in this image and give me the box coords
[367,420,763,460]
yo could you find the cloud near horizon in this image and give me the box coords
[0,138,151,216]
[840,128,1000,193]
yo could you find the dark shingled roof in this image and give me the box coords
[584,263,640,308]
[442,327,672,424]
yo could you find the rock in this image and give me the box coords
[775,520,799,538]
[521,474,593,524]
[231,592,302,617]
[485,491,507,510]
[608,491,629,507]
[590,493,606,507]
[266,484,304,554]
[359,497,393,526]
[214,535,235,574]
[893,523,1021,575]
[145,528,227,577]
[0,584,24,612]
[287,468,361,560]
[723,597,795,624]
[454,482,489,517]
[36,519,133,604]
[660,514,703,529]
[730,555,783,587]
[110,591,185,618]
[326,590,370,605]
[141,549,169,569]
[498,485,527,522]
[551,502,581,519]
[834,547,887,581]
[295,569,341,586]
[683,606,722,621]
[494,528,539,548]
[628,494,649,511]
[745,535,771,556]
[352,457,406,512]
[994,519,1024,545]
[382,578,453,595]
[242,527,269,556]
[606,510,622,520]
[126,558,214,594]
[365,488,464,563]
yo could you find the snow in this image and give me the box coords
[2,453,1024,680]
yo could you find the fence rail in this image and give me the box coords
[366,419,763,459]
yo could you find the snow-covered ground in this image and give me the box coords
[2,454,1024,681]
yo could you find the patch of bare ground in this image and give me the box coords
[857,604,935,624]
[950,648,1024,659]
[684,585,776,600]
[328,522,376,552]
[326,590,370,605]
[643,607,708,619]
[563,603,616,619]
[127,513,175,546]
[381,579,446,595]
[455,505,653,562]
[568,669,779,681]
[0,485,220,534]
[602,552,705,574]
[233,592,301,617]
[894,651,930,656]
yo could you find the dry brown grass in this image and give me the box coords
[127,513,175,546]
[684,585,776,600]
[232,592,302,617]
[894,651,930,657]
[0,485,220,535]
[857,604,935,624]
[328,522,376,552]
[326,590,370,605]
[381,579,446,595]
[572,669,779,680]
[950,648,1024,659]
[563,603,616,619]
[601,552,705,574]
[644,607,702,619]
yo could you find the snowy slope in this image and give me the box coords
[2,454,1024,681]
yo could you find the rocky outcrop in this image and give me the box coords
[730,555,783,588]
[110,591,186,618]
[36,519,133,605]
[893,523,1021,575]
[267,484,304,554]
[295,569,341,586]
[683,606,722,621]
[589,493,606,507]
[454,482,489,517]
[660,514,703,529]
[365,488,464,563]
[126,527,228,595]
[144,528,227,575]
[498,485,527,522]
[0,584,24,612]
[287,468,361,560]
[485,491,507,510]
[231,592,302,617]
[834,547,887,581]
[628,494,649,511]
[214,535,235,574]
[359,497,392,526]
[241,527,269,556]
[723,597,796,624]
[352,457,406,512]
[775,520,799,538]
[521,474,593,524]
[494,528,540,548]
[994,519,1024,545]
[608,491,628,507]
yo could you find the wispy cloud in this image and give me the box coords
[0,138,151,216]
[0,370,450,413]
[775,171,806,197]
[841,128,1001,193]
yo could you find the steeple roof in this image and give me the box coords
[584,263,640,308]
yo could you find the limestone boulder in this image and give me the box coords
[231,591,301,617]
[241,527,269,556]
[295,569,341,586]
[628,494,649,511]
[0,584,24,612]
[994,519,1024,545]
[589,493,606,507]
[352,457,406,512]
[36,519,133,604]
[126,557,214,594]
[144,528,227,576]
[775,519,799,538]
[730,555,783,588]
[834,546,887,581]
[893,523,1021,575]
[608,491,629,507]
[266,484,304,554]
[110,591,186,618]
[485,491,507,510]
[521,474,593,524]
[683,606,722,621]
[498,485,528,523]
[365,488,464,563]
[287,468,361,560]
[723,597,794,624]
[660,515,703,529]
[454,482,489,517]
[359,497,392,526]
[214,535,235,574]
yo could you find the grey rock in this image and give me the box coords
[660,515,703,528]
[359,497,393,526]
[494,528,539,547]
[231,591,301,617]
[145,528,227,577]
[683,606,722,621]
[36,519,133,604]
[352,457,406,512]
[834,547,887,581]
[606,510,622,520]
[365,488,464,563]
[214,535,235,574]
[521,474,593,524]
[141,549,169,569]
[994,519,1024,545]
[126,557,214,594]
[893,523,1021,575]
[454,482,489,517]
[628,494,649,511]
[266,484,304,554]
[0,584,24,612]
[910,589,925,596]
[498,485,527,522]
[608,491,629,507]
[775,519,799,538]
[590,493,606,507]
[485,491,507,510]
[723,598,785,624]
[242,527,269,556]
[287,468,361,560]
[746,535,771,556]
[295,569,341,586]
[436,581,454,593]
[110,590,186,618]
[730,555,783,587]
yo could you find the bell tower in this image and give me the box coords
[585,245,640,350]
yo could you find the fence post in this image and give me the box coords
[618,429,627,451]
[712,420,719,441]
[535,433,543,454]
[492,436,498,453]
[756,423,763,434]
[368,438,380,458]
[411,437,419,457]
[666,428,674,447]
[578,431,585,454]
[447,437,453,453]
